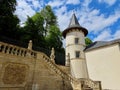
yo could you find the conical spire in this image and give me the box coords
[62,13,88,38]
[68,13,80,28]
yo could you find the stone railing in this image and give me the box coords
[80,78,102,90]
[0,42,37,58]
[42,55,77,83]
[42,55,102,90]
[0,41,102,90]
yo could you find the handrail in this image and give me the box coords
[0,41,102,90]
[79,78,101,90]
[42,54,102,90]
[42,55,78,83]
[0,42,37,58]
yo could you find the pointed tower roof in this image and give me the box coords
[68,13,80,28]
[62,13,88,38]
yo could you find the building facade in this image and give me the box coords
[85,39,120,90]
[0,13,104,90]
[62,13,89,79]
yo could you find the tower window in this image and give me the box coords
[75,51,80,58]
[75,38,79,44]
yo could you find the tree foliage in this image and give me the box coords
[40,5,57,36]
[85,37,93,46]
[0,0,20,39]
[20,16,45,47]
[21,5,63,51]
[46,25,63,50]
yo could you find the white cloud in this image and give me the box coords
[57,11,72,31]
[48,0,65,8]
[15,0,35,24]
[82,0,92,7]
[15,0,120,43]
[55,6,67,15]
[113,30,120,39]
[93,29,112,41]
[66,0,80,5]
[79,8,120,34]
[32,0,41,9]
[93,28,120,41]
[98,0,116,6]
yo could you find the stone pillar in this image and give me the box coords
[50,47,55,63]
[28,40,32,50]
[66,53,70,66]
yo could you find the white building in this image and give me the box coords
[85,39,120,90]
[63,13,120,90]
[62,13,89,79]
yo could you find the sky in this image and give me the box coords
[15,0,120,42]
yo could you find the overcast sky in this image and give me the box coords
[15,0,120,42]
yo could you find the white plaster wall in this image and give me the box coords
[65,29,89,78]
[66,45,85,59]
[85,43,120,89]
[66,30,85,46]
[66,30,85,59]
[71,59,89,78]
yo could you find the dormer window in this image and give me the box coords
[75,38,79,44]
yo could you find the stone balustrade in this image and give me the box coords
[42,54,102,90]
[80,78,102,90]
[0,41,102,90]
[42,55,77,84]
[0,42,37,58]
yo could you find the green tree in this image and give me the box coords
[85,37,93,46]
[40,5,57,36]
[22,5,63,50]
[0,0,20,39]
[32,13,45,36]
[20,16,46,47]
[46,25,63,50]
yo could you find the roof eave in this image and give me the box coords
[62,26,88,38]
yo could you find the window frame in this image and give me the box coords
[75,51,80,58]
[75,38,79,44]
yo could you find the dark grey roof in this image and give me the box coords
[85,38,120,51]
[68,13,80,28]
[62,13,88,38]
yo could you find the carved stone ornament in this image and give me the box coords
[28,40,32,50]
[50,47,55,61]
[2,62,28,84]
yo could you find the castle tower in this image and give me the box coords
[62,13,89,79]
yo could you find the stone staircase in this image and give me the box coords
[40,51,102,90]
[0,41,102,90]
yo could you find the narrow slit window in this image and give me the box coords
[75,38,79,44]
[75,51,80,58]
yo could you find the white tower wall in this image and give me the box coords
[65,29,89,78]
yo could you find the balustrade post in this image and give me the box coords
[6,46,10,54]
[15,48,18,55]
[2,45,6,53]
[18,49,22,56]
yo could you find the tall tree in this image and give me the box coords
[46,25,63,50]
[22,5,63,50]
[40,5,57,36]
[20,16,46,47]
[0,0,20,38]
[40,5,63,51]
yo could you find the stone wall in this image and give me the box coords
[0,41,102,90]
[0,41,72,90]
